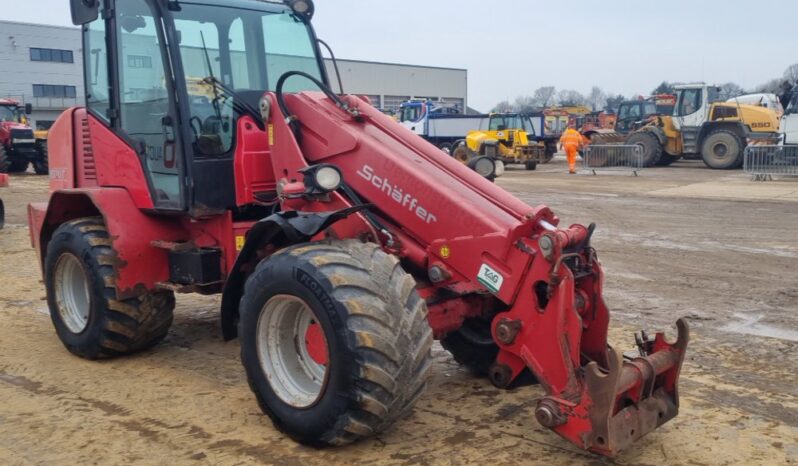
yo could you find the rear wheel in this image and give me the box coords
[45,217,175,359]
[239,240,433,447]
[33,141,48,175]
[525,161,537,170]
[0,146,9,173]
[441,317,499,376]
[701,130,744,169]
[626,131,663,167]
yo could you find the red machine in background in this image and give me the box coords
[0,99,47,174]
[28,0,688,457]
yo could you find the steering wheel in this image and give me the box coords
[189,116,203,140]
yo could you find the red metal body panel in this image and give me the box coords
[233,117,276,206]
[89,115,154,210]
[0,173,7,187]
[47,108,78,190]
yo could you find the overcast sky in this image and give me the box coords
[9,0,797,111]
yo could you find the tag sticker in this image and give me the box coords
[268,124,275,146]
[477,264,504,294]
[235,235,245,251]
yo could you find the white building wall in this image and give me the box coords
[324,60,467,112]
[0,21,83,128]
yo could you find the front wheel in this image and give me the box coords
[525,161,537,171]
[626,131,663,167]
[701,130,744,169]
[45,217,175,359]
[33,141,48,175]
[239,240,433,447]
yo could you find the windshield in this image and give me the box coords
[0,105,20,122]
[788,89,798,115]
[489,115,528,131]
[172,2,324,155]
[400,104,424,123]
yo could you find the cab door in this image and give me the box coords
[112,0,186,210]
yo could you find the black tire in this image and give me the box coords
[45,217,175,359]
[626,131,663,167]
[525,161,537,170]
[441,317,498,376]
[701,130,744,169]
[239,240,433,447]
[0,145,9,173]
[655,154,681,166]
[7,159,29,173]
[543,141,557,161]
[33,141,49,175]
[0,198,4,230]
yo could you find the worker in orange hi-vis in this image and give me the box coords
[559,125,588,174]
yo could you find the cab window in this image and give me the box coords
[400,105,423,123]
[676,89,702,116]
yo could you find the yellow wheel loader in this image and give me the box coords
[626,84,780,169]
[452,113,548,170]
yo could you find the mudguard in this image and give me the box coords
[220,205,371,340]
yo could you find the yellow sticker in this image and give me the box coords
[235,235,245,251]
[268,124,274,146]
[439,246,451,259]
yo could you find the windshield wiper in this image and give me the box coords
[200,76,265,131]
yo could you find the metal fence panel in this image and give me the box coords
[583,145,643,176]
[743,145,798,181]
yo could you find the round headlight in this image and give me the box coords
[314,166,342,192]
[494,160,505,177]
[470,156,496,179]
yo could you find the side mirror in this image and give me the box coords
[24,103,33,115]
[71,0,99,25]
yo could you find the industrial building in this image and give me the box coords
[0,19,468,130]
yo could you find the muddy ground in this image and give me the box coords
[0,158,796,465]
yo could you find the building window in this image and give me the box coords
[383,95,411,113]
[33,84,78,99]
[30,48,74,63]
[365,95,381,108]
[127,55,153,69]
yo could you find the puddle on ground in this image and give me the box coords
[722,313,798,342]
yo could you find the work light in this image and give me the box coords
[302,164,342,194]
[286,0,315,21]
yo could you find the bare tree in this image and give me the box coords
[587,86,607,111]
[556,89,586,107]
[718,82,745,100]
[652,81,674,95]
[755,78,783,94]
[513,95,538,113]
[531,86,557,108]
[784,63,798,83]
[605,94,626,112]
[493,100,513,113]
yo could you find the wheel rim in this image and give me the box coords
[53,253,91,334]
[712,142,728,158]
[256,295,328,408]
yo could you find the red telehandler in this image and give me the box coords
[28,0,688,456]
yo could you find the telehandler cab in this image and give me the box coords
[28,0,688,456]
